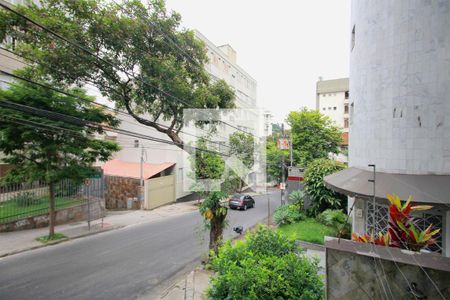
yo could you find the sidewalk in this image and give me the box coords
[158,269,212,300]
[0,200,200,257]
[157,242,326,300]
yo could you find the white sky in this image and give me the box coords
[165,0,351,123]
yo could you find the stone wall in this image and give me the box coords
[325,237,450,299]
[0,199,104,232]
[104,176,140,209]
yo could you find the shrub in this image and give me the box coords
[211,226,295,274]
[303,158,346,216]
[273,204,306,226]
[317,209,351,238]
[208,226,324,299]
[289,190,304,208]
[13,192,41,207]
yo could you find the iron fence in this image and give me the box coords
[0,177,104,224]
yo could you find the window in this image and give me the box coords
[333,107,337,110]
[345,91,349,99]
[323,94,326,97]
[328,107,331,110]
[344,118,349,128]
[322,108,326,111]
[351,25,356,51]
[344,104,349,114]
[366,202,443,253]
[134,140,139,148]
[350,102,354,124]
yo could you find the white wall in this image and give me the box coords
[318,91,347,130]
[350,0,450,175]
[195,30,257,109]
[112,113,191,200]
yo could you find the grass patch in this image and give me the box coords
[36,233,68,243]
[0,197,85,222]
[278,218,338,245]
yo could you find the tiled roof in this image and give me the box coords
[102,159,175,179]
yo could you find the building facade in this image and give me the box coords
[325,0,450,256]
[195,30,257,111]
[316,77,349,163]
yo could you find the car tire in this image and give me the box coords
[244,205,247,211]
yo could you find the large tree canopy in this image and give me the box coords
[0,81,119,236]
[287,108,342,167]
[0,0,235,149]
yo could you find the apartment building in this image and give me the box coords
[316,78,350,145]
[195,30,257,110]
[325,0,450,256]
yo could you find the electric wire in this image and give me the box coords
[0,3,258,137]
[0,98,229,157]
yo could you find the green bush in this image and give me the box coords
[211,226,295,274]
[289,190,304,208]
[13,192,41,207]
[208,226,324,299]
[316,209,351,238]
[303,158,346,216]
[273,204,306,226]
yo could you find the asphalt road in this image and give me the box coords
[0,192,281,300]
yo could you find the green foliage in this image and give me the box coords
[0,82,119,185]
[209,226,323,299]
[273,204,306,226]
[287,108,342,167]
[224,132,255,193]
[199,191,228,225]
[13,192,42,207]
[289,190,305,208]
[0,0,235,149]
[317,209,351,238]
[278,218,338,245]
[304,158,346,216]
[316,209,347,228]
[36,233,67,243]
[265,138,288,182]
[229,132,255,169]
[245,225,296,257]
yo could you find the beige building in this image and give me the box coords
[195,30,257,110]
[316,77,350,143]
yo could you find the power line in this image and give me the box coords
[0,4,255,138]
[0,98,229,157]
[0,66,231,149]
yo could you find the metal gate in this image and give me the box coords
[144,175,176,210]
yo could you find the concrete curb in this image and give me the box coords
[0,225,123,258]
[295,240,326,252]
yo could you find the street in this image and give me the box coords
[0,192,281,300]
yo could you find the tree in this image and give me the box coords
[0,0,235,151]
[303,158,346,216]
[265,137,289,183]
[287,108,342,167]
[189,139,228,254]
[228,132,255,192]
[0,82,119,238]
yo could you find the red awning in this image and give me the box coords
[101,159,175,179]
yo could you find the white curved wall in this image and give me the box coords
[349,0,450,175]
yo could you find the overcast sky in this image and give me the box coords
[165,0,351,124]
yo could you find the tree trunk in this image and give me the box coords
[209,213,226,254]
[48,182,56,238]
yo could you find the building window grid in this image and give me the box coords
[366,202,443,253]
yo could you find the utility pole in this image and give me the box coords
[368,164,376,234]
[139,145,144,209]
[289,135,293,167]
[281,124,285,206]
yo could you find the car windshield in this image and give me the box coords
[232,194,242,199]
